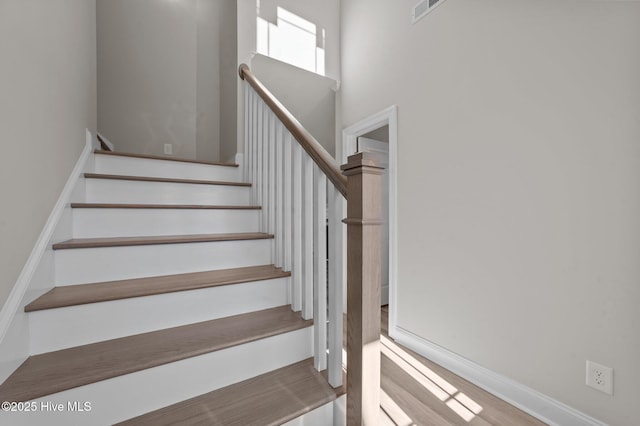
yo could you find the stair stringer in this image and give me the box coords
[0,130,95,384]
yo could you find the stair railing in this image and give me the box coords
[240,64,383,425]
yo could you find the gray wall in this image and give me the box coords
[340,0,640,424]
[0,0,97,308]
[218,0,238,162]
[362,125,389,144]
[196,0,221,162]
[98,0,236,161]
[252,55,337,155]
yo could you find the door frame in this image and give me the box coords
[341,105,398,333]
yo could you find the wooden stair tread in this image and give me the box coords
[52,232,273,250]
[70,203,261,210]
[25,265,291,312]
[94,150,239,167]
[116,358,344,426]
[0,306,311,403]
[84,172,250,187]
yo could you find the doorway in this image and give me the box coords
[357,133,389,304]
[342,106,398,331]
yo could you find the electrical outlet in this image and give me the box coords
[586,360,613,395]
[164,144,173,155]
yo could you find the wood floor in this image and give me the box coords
[52,232,273,250]
[379,306,546,426]
[94,149,239,167]
[25,265,290,311]
[84,172,252,187]
[70,203,261,210]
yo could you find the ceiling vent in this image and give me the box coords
[412,0,448,24]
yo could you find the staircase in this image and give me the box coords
[0,150,342,425]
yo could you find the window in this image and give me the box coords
[257,7,325,76]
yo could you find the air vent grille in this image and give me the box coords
[412,0,447,24]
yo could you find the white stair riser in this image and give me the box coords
[5,328,313,426]
[72,208,260,238]
[54,239,272,285]
[282,400,338,426]
[85,179,250,205]
[29,278,289,354]
[94,155,242,182]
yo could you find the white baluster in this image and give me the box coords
[250,89,257,203]
[301,152,314,320]
[243,83,249,183]
[246,86,252,192]
[262,107,270,233]
[291,143,303,313]
[275,122,284,268]
[328,184,344,387]
[256,101,264,230]
[283,131,293,273]
[268,112,276,264]
[313,165,328,371]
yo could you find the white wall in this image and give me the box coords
[98,0,235,161]
[340,0,640,424]
[0,0,97,309]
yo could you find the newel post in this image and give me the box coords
[341,152,385,426]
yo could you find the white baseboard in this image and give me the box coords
[389,325,607,426]
[281,400,335,426]
[0,130,94,382]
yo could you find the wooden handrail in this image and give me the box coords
[239,64,348,198]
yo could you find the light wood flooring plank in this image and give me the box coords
[70,203,260,210]
[84,173,250,187]
[382,354,488,426]
[52,232,273,250]
[25,265,290,312]
[94,150,238,167]
[380,307,546,425]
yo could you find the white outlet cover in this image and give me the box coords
[164,144,173,155]
[586,360,613,395]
